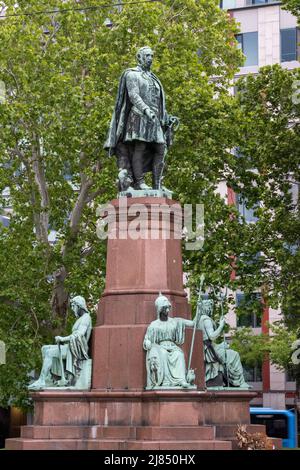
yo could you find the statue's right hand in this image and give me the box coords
[144,339,152,350]
[55,336,63,344]
[145,108,156,122]
[219,318,226,329]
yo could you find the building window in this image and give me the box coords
[246,0,278,4]
[220,0,236,8]
[280,28,298,62]
[238,251,262,269]
[243,363,262,382]
[0,215,10,228]
[236,32,258,66]
[237,194,259,222]
[236,292,262,327]
[221,0,279,7]
[285,366,296,382]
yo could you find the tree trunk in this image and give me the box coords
[50,266,69,323]
[50,172,94,321]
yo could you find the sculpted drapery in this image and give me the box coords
[143,294,194,389]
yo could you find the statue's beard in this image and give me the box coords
[139,59,151,71]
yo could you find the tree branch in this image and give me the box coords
[29,133,50,246]
[0,67,20,95]
[70,173,93,234]
[42,17,61,55]
[85,187,106,204]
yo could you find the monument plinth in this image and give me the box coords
[6,198,264,450]
[93,197,204,391]
[5,46,273,450]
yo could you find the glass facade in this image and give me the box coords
[281,28,298,62]
[285,366,296,382]
[221,0,236,8]
[243,363,263,381]
[246,0,279,4]
[236,32,259,66]
[236,292,262,327]
[237,194,259,222]
[221,0,279,8]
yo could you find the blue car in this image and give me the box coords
[250,407,298,448]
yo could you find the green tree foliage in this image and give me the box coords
[232,65,300,316]
[268,322,297,370]
[231,323,297,367]
[231,327,269,367]
[231,322,298,383]
[0,0,242,407]
[282,0,300,20]
[229,65,300,374]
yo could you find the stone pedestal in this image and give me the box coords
[92,198,204,391]
[6,198,267,450]
[97,197,191,325]
[6,390,261,450]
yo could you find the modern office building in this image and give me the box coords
[221,0,299,409]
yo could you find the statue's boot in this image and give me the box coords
[152,159,163,190]
[131,147,151,190]
[151,142,167,190]
[152,162,171,192]
[28,379,46,391]
[180,381,190,388]
[239,381,251,389]
[135,179,151,190]
[116,143,133,179]
[152,168,161,190]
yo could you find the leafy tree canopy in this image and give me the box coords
[0,0,242,407]
[282,0,300,20]
[228,65,300,377]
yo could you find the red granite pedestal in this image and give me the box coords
[7,390,262,450]
[6,198,265,450]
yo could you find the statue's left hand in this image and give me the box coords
[168,115,180,129]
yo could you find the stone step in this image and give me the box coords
[126,440,232,451]
[136,426,215,441]
[6,437,232,451]
[5,438,126,451]
[21,425,215,441]
[21,425,135,440]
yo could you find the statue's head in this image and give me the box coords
[155,292,171,319]
[136,46,153,69]
[200,298,214,317]
[70,295,88,317]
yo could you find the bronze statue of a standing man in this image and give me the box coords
[104,46,178,191]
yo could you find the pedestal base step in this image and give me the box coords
[6,425,232,450]
[20,425,216,440]
[6,438,232,451]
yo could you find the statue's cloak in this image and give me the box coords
[104,66,167,172]
[51,313,92,380]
